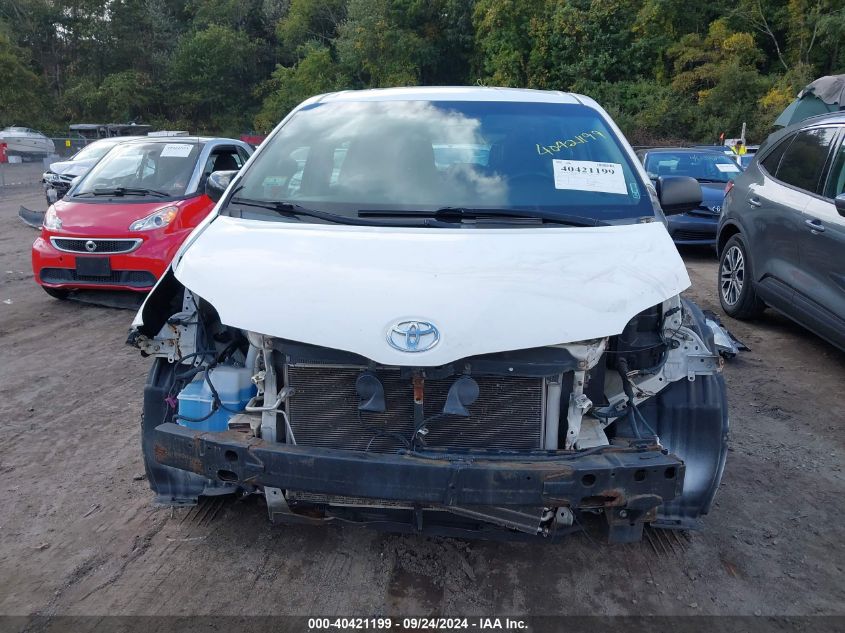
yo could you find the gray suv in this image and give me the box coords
[717,112,845,350]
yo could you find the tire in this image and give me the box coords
[42,286,69,300]
[718,234,765,319]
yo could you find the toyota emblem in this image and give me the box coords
[387,320,440,353]
[84,240,97,252]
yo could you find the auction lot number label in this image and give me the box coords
[551,159,627,195]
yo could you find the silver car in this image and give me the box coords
[42,136,144,203]
[717,112,845,350]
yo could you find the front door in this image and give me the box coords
[746,134,806,311]
[797,128,845,347]
[754,126,840,313]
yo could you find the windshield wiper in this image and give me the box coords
[227,199,608,228]
[229,197,396,226]
[695,178,726,184]
[87,187,170,198]
[358,207,607,227]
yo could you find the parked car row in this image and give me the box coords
[26,87,842,545]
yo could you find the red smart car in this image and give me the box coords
[32,137,252,298]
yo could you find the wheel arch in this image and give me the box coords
[716,221,742,258]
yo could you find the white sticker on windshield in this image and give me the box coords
[160,143,193,158]
[552,160,628,195]
[715,163,740,173]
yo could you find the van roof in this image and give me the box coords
[313,86,591,106]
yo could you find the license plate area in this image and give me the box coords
[75,256,111,277]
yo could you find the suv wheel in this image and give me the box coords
[719,234,765,319]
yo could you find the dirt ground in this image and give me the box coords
[0,163,45,188]
[0,185,843,619]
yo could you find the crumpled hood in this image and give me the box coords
[48,158,97,178]
[174,217,690,366]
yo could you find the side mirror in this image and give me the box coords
[835,194,845,217]
[205,170,238,203]
[657,175,702,215]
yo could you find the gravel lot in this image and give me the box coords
[0,185,843,619]
[0,163,45,188]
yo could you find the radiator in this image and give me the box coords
[284,365,544,452]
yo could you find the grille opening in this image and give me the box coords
[673,228,714,241]
[39,268,156,288]
[284,365,545,453]
[51,238,140,254]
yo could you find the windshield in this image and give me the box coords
[72,141,120,163]
[644,151,742,183]
[73,141,201,198]
[230,100,653,223]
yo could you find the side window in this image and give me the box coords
[823,135,845,199]
[760,135,792,175]
[775,127,838,193]
[209,149,243,172]
[200,148,243,181]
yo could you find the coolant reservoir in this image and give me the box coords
[177,365,256,432]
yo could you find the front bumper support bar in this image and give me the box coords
[153,423,684,520]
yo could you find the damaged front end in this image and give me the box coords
[130,269,727,543]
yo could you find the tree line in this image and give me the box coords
[1,0,843,144]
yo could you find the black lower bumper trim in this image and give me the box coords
[40,267,156,288]
[153,423,685,509]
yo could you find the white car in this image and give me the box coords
[129,87,728,543]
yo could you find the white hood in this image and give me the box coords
[174,217,690,366]
[48,158,96,177]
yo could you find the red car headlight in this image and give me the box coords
[129,205,179,231]
[43,205,62,230]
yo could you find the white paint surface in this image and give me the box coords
[173,217,690,366]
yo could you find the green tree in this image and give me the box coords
[168,24,261,131]
[254,43,349,131]
[473,0,539,86]
[0,29,46,126]
[527,0,648,90]
[277,0,347,61]
[335,0,435,86]
[668,19,770,139]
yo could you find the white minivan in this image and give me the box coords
[129,87,727,543]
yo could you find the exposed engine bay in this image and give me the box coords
[130,273,728,543]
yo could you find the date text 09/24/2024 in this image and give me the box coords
[307,617,528,630]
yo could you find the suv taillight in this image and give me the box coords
[724,181,734,195]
